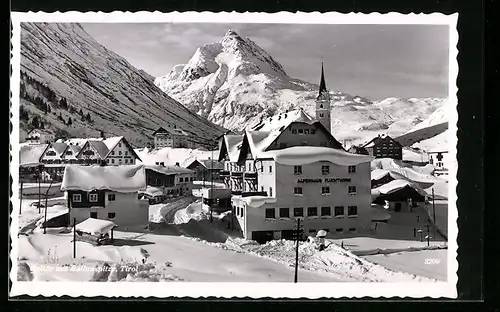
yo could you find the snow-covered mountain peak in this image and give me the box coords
[154,30,448,146]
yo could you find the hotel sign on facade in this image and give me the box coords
[297,177,352,183]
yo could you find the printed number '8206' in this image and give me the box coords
[424,258,441,265]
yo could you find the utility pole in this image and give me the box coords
[210,145,214,223]
[73,217,76,258]
[294,218,303,283]
[425,224,430,247]
[19,181,23,214]
[43,174,55,234]
[38,167,41,214]
[432,187,436,237]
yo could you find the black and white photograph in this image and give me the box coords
[10,12,458,298]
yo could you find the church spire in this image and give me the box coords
[318,60,327,96]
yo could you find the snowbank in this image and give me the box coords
[257,146,374,166]
[174,201,210,224]
[61,165,146,192]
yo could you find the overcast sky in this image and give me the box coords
[82,23,449,100]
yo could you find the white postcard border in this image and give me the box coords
[9,11,459,299]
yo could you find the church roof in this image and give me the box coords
[251,109,315,132]
[318,61,327,97]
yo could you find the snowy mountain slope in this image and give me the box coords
[19,23,225,147]
[155,30,448,146]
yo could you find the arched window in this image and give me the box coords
[320,104,323,109]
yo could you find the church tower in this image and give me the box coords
[316,61,332,134]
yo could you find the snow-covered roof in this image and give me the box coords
[221,134,244,162]
[142,186,164,197]
[75,218,117,235]
[49,142,69,156]
[144,165,194,175]
[371,169,407,181]
[253,146,374,166]
[61,164,146,192]
[136,147,215,167]
[240,196,277,208]
[19,143,48,166]
[373,179,428,197]
[186,159,224,170]
[102,136,123,151]
[66,144,82,154]
[86,140,110,159]
[251,109,315,132]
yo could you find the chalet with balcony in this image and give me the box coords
[361,135,403,160]
[185,158,224,182]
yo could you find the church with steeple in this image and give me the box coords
[315,61,332,135]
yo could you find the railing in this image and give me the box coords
[231,172,243,177]
[242,191,267,197]
[220,170,230,177]
[244,172,257,179]
[232,190,242,195]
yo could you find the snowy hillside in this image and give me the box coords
[19,23,225,147]
[155,29,448,146]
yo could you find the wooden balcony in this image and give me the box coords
[244,172,258,179]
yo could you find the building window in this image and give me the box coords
[293,165,302,175]
[321,186,330,194]
[279,208,289,218]
[320,113,325,118]
[110,151,115,155]
[179,177,183,183]
[118,143,122,148]
[108,194,116,201]
[261,186,264,192]
[334,206,344,217]
[349,227,357,233]
[269,165,272,173]
[124,159,128,164]
[89,193,98,202]
[292,129,297,134]
[112,159,115,164]
[293,207,304,217]
[348,186,357,195]
[321,206,331,216]
[248,163,252,171]
[265,208,275,219]
[90,212,97,219]
[72,194,82,202]
[119,151,122,155]
[269,187,273,197]
[321,165,330,175]
[294,187,302,195]
[125,151,128,156]
[307,207,317,217]
[241,208,244,218]
[261,166,264,172]
[348,206,358,216]
[298,129,304,134]
[236,207,240,216]
[108,212,116,219]
[348,165,356,173]
[335,228,343,233]
[190,177,194,181]
[304,129,310,135]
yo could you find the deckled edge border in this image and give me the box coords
[9,11,459,299]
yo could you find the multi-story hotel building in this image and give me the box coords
[218,63,374,243]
